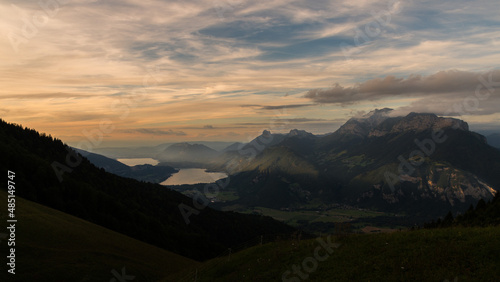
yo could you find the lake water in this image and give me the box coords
[161,168,228,185]
[117,158,159,166]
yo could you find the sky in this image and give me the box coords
[1,0,499,147]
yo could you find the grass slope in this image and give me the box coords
[0,190,198,281]
[175,227,500,281]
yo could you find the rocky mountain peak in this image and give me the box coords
[288,129,314,137]
[338,110,469,138]
[390,113,469,133]
[364,108,393,115]
[262,130,272,137]
[336,108,393,137]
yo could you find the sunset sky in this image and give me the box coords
[1,0,499,147]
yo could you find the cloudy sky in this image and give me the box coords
[1,0,499,147]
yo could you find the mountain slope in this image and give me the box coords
[222,142,244,152]
[169,226,500,281]
[0,189,197,281]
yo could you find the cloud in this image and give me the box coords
[285,118,326,123]
[240,104,263,108]
[123,128,186,136]
[203,125,214,129]
[235,122,270,126]
[305,69,500,104]
[261,104,314,110]
[240,104,313,110]
[234,117,328,124]
[0,92,96,99]
[390,94,500,117]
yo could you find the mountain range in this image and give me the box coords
[91,141,235,159]
[68,109,499,220]
[203,109,499,218]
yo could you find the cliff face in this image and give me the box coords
[360,164,497,206]
[337,110,469,139]
[389,113,469,133]
[366,112,469,137]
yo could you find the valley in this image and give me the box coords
[168,183,408,234]
[79,110,500,234]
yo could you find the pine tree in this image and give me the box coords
[443,211,454,227]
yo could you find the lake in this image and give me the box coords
[117,158,159,166]
[161,168,228,185]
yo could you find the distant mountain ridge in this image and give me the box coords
[91,141,235,159]
[224,128,316,156]
[487,133,500,149]
[156,142,220,167]
[74,148,177,183]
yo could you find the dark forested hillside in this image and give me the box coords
[0,119,295,261]
[454,193,500,226]
[426,192,500,228]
